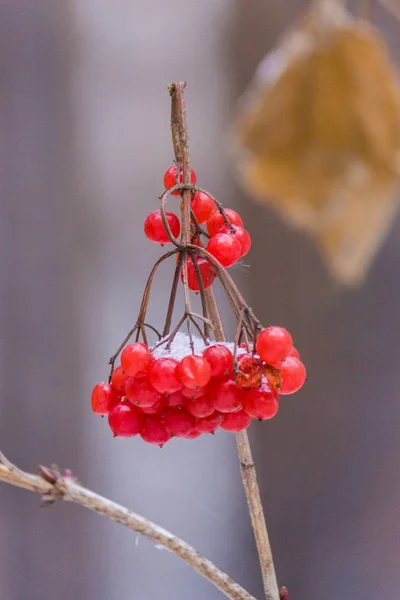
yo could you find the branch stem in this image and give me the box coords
[0,460,256,600]
[167,81,280,600]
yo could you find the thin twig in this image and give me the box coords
[168,81,280,600]
[0,456,256,600]
[377,0,400,21]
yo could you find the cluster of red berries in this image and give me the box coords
[91,327,306,446]
[143,165,251,291]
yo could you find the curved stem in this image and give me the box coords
[0,455,256,600]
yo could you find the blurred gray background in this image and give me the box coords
[1,1,400,599]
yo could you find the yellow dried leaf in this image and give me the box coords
[233,0,400,285]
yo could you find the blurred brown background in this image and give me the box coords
[1,1,400,599]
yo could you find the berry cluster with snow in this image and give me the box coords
[91,329,306,446]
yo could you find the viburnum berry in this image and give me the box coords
[140,416,171,446]
[184,429,202,439]
[108,402,144,437]
[91,382,120,415]
[111,366,130,396]
[144,210,180,245]
[243,381,279,420]
[181,257,216,292]
[256,326,293,366]
[162,407,195,437]
[164,164,197,196]
[120,342,153,378]
[176,355,212,389]
[165,390,184,408]
[203,344,233,379]
[279,357,307,395]
[184,394,215,418]
[181,386,206,400]
[190,191,216,224]
[125,377,161,408]
[207,208,243,237]
[288,347,300,359]
[149,358,182,394]
[208,379,245,413]
[195,412,223,434]
[140,397,166,415]
[236,354,264,388]
[220,225,251,258]
[207,233,242,267]
[220,410,252,432]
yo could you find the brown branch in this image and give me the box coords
[0,455,256,600]
[168,82,280,600]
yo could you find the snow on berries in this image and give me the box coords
[91,160,307,446]
[91,331,306,446]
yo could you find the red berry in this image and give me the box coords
[144,211,180,244]
[256,327,293,366]
[181,257,216,292]
[121,342,153,378]
[181,386,206,400]
[236,354,264,388]
[279,357,307,395]
[184,429,202,439]
[207,233,241,267]
[125,377,161,408]
[288,347,300,359]
[91,382,120,415]
[140,416,171,446]
[195,412,223,434]
[165,391,184,408]
[184,395,215,418]
[207,209,243,237]
[220,410,252,432]
[243,382,279,420]
[111,366,130,396]
[140,397,166,415]
[190,192,216,224]
[164,165,197,196]
[220,225,251,258]
[208,379,245,413]
[176,355,212,389]
[108,402,144,437]
[203,344,233,378]
[149,358,182,394]
[162,408,195,437]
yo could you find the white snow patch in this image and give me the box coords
[151,331,248,361]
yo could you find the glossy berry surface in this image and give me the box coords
[176,355,212,389]
[207,233,242,267]
[164,165,197,196]
[220,225,251,258]
[203,344,233,379]
[181,386,206,400]
[165,391,184,408]
[184,429,202,439]
[149,358,182,394]
[279,357,307,395]
[243,382,279,420]
[207,209,243,237]
[288,347,300,359]
[162,408,195,437]
[256,326,293,366]
[111,366,130,396]
[140,397,166,415]
[220,410,252,432]
[191,191,216,224]
[144,211,180,244]
[184,394,215,418]
[121,342,153,378]
[91,382,120,415]
[195,412,223,434]
[108,402,144,437]
[209,379,245,413]
[140,416,171,446]
[182,257,216,292]
[125,377,161,408]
